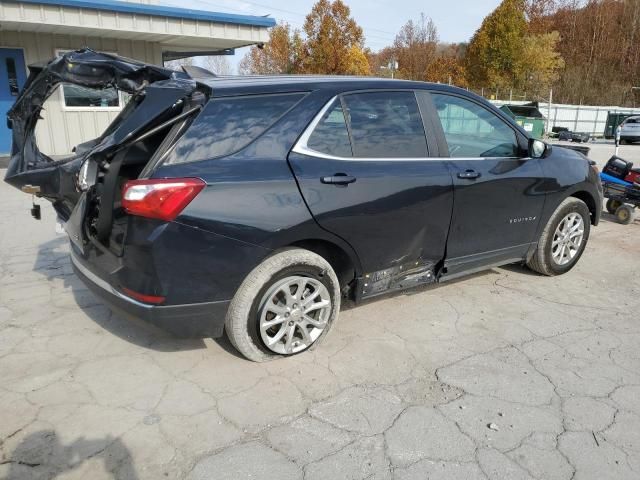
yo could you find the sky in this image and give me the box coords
[160,0,503,72]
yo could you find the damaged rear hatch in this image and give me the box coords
[4,48,208,254]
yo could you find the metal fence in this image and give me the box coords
[490,99,640,137]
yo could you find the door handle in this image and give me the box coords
[457,169,481,179]
[321,173,357,185]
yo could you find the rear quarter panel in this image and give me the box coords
[152,89,362,280]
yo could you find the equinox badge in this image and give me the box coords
[509,216,537,224]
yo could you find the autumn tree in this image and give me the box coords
[425,56,468,87]
[465,0,528,88]
[239,22,304,75]
[525,0,559,33]
[302,0,369,75]
[516,31,564,97]
[393,14,439,81]
[367,46,396,77]
[548,0,640,105]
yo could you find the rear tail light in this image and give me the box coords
[121,287,165,305]
[121,178,205,222]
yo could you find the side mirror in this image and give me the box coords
[529,138,549,158]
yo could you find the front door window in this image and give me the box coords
[432,93,519,158]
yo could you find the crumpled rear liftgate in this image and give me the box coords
[4,48,204,221]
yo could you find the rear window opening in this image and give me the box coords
[79,93,207,255]
[35,84,129,158]
[31,84,207,255]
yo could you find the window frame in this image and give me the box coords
[162,91,308,165]
[293,89,436,161]
[427,90,528,160]
[55,49,124,112]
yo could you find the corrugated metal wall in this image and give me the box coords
[0,30,162,155]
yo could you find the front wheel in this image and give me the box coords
[225,248,340,362]
[526,197,591,276]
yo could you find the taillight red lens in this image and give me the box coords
[121,287,165,305]
[121,178,205,222]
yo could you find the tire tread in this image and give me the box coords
[526,197,590,276]
[225,248,340,362]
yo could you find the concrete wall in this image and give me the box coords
[0,30,162,155]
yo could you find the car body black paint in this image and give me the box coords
[4,51,603,338]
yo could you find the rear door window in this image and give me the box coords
[306,99,353,157]
[165,93,305,164]
[302,91,428,158]
[343,91,427,158]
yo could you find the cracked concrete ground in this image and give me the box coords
[1,145,639,479]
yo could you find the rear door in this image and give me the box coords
[288,90,453,297]
[426,91,546,276]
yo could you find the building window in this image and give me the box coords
[61,83,121,108]
[57,50,122,109]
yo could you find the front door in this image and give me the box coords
[0,48,27,154]
[428,92,546,275]
[289,90,453,297]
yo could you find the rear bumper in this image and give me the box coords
[620,136,640,142]
[71,249,228,338]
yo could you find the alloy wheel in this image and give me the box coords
[258,275,332,355]
[551,212,585,266]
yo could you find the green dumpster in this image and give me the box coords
[499,102,546,139]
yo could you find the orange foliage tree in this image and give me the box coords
[239,23,304,75]
[302,0,369,75]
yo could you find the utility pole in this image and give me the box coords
[547,88,553,136]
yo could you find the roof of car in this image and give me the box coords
[202,74,463,97]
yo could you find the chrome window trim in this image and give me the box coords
[292,95,524,162]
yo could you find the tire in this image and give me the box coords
[615,204,634,225]
[527,197,591,276]
[606,198,623,214]
[225,248,341,362]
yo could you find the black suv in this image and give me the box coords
[5,50,602,361]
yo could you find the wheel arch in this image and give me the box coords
[568,189,599,226]
[288,238,360,297]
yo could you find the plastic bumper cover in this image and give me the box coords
[70,249,228,338]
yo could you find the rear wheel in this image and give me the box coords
[225,248,340,362]
[615,204,635,225]
[527,197,591,276]
[606,199,623,214]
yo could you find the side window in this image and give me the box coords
[342,91,427,158]
[432,93,519,158]
[307,99,352,157]
[165,93,305,164]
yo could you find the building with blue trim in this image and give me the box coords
[0,0,275,154]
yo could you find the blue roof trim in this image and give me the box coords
[11,0,276,27]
